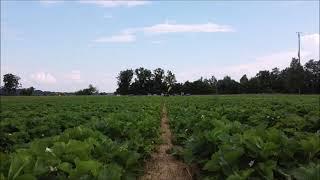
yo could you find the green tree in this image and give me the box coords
[287,58,304,94]
[164,70,176,94]
[240,74,249,93]
[256,70,272,93]
[208,76,218,93]
[3,73,21,95]
[20,87,35,96]
[116,69,134,95]
[132,67,152,94]
[270,67,284,93]
[152,68,165,94]
[217,76,240,94]
[303,59,320,93]
[75,84,98,95]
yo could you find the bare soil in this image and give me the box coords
[140,105,192,180]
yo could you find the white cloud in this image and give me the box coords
[174,33,319,82]
[217,33,319,80]
[70,70,81,80]
[39,0,63,5]
[95,21,234,43]
[30,72,57,84]
[141,22,235,34]
[79,0,150,7]
[301,33,319,59]
[94,33,136,43]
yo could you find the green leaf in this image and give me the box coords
[226,169,254,180]
[203,153,220,172]
[8,152,32,180]
[57,162,73,174]
[258,160,276,180]
[75,159,102,177]
[290,163,320,180]
[222,146,244,164]
[33,158,48,176]
[300,135,320,159]
[65,140,92,160]
[15,174,36,180]
[98,164,123,180]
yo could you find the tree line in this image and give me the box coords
[1,58,319,96]
[0,74,100,96]
[116,58,319,95]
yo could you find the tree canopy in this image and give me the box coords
[75,84,98,95]
[2,74,21,95]
[116,58,319,95]
[2,58,319,96]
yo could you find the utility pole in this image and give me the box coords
[297,32,302,64]
[296,32,302,94]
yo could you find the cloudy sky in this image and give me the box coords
[1,1,319,92]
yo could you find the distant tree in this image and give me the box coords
[240,74,248,84]
[3,73,21,95]
[182,81,192,94]
[217,76,240,94]
[303,59,320,93]
[164,70,176,94]
[208,76,218,93]
[115,58,320,95]
[256,70,272,93]
[247,77,260,93]
[171,83,183,94]
[287,58,304,93]
[240,74,249,93]
[75,84,98,95]
[20,87,35,96]
[270,67,284,93]
[116,69,134,95]
[132,67,152,95]
[152,68,165,94]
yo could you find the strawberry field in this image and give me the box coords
[0,96,162,180]
[0,95,319,180]
[167,95,320,179]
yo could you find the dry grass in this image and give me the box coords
[140,105,192,180]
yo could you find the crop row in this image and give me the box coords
[166,95,320,179]
[0,96,162,180]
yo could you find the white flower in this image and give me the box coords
[45,147,53,153]
[41,134,44,137]
[49,166,57,172]
[8,133,12,136]
[249,160,255,167]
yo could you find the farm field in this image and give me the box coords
[0,95,319,180]
[0,96,162,179]
[167,95,320,179]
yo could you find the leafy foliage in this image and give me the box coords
[0,96,162,179]
[166,95,320,179]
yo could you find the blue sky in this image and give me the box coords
[1,1,319,92]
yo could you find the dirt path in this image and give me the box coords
[140,105,192,180]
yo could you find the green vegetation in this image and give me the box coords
[1,95,319,179]
[167,95,320,179]
[1,58,319,96]
[0,96,162,179]
[115,58,319,95]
